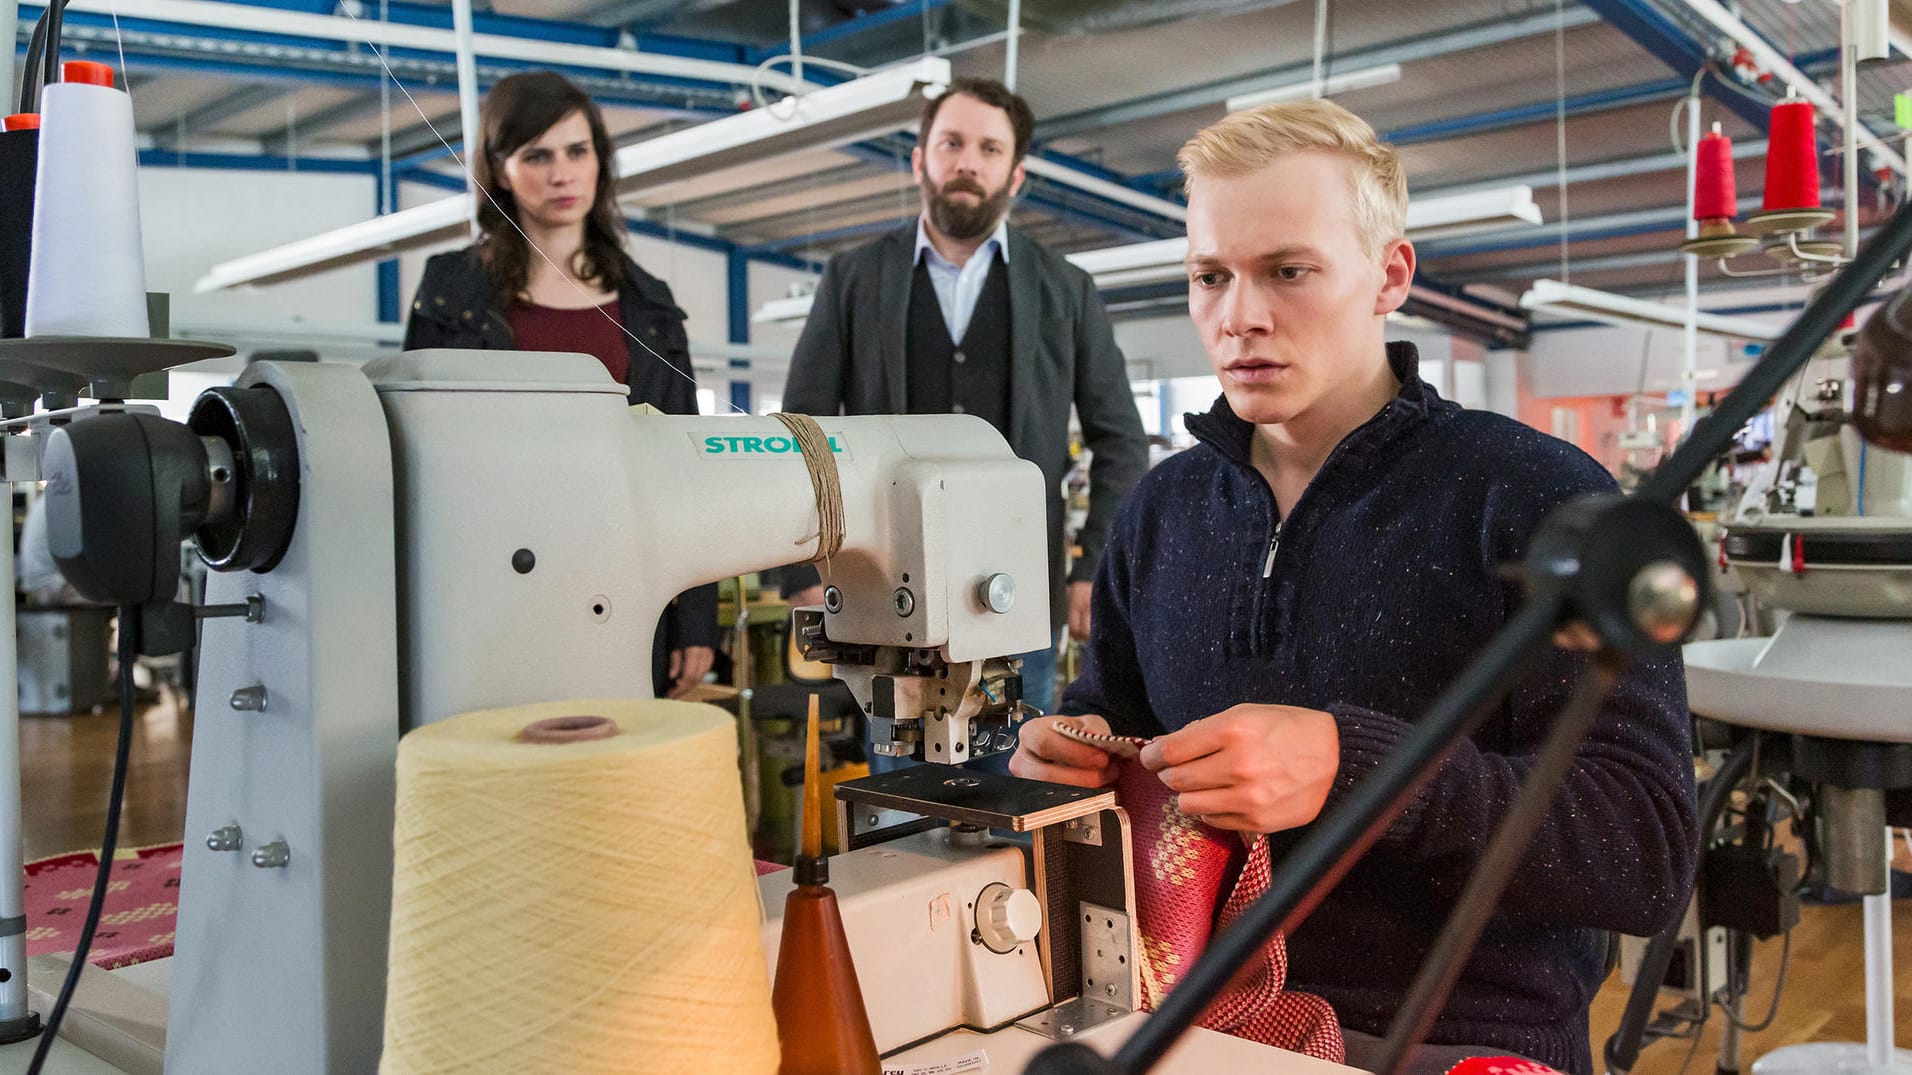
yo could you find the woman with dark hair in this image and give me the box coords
[404,69,716,700]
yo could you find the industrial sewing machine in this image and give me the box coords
[34,350,1352,1074]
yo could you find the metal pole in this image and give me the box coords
[1003,0,1021,91]
[450,0,481,239]
[0,483,32,1028]
[1863,831,1895,1066]
[1844,11,1861,259]
[1683,95,1700,433]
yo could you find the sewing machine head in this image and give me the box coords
[792,606,1033,765]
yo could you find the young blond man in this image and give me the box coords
[1011,101,1696,1075]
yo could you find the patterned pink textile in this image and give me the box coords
[1117,761,1345,1063]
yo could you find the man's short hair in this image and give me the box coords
[919,77,1036,163]
[1177,99,1407,261]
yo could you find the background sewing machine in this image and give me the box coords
[1672,335,1912,1075]
[34,350,1356,1074]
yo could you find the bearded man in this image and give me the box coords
[780,77,1147,729]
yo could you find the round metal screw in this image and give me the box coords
[1628,559,1700,644]
[823,586,843,613]
[893,587,915,617]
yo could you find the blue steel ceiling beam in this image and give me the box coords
[757,0,956,59]
[1579,0,1798,136]
[1032,7,1602,143]
[23,1,791,102]
[1385,77,1692,145]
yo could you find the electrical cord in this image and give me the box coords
[26,605,139,1075]
[19,15,47,114]
[1715,929,1792,1033]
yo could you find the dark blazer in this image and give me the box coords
[402,244,719,691]
[782,224,1148,631]
[404,244,698,413]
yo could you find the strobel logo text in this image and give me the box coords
[697,433,845,456]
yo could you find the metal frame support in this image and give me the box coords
[727,250,751,414]
[378,170,402,324]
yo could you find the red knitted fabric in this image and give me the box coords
[1116,761,1345,1063]
[1445,1060,1565,1075]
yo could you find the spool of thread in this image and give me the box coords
[382,699,779,1074]
[25,60,149,339]
[1693,123,1737,222]
[1762,98,1821,212]
[0,116,38,338]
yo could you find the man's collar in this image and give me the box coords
[914,215,1011,268]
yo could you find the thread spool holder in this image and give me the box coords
[1707,221,1857,282]
[0,335,234,403]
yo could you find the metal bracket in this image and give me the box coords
[1015,900,1135,1041]
[1078,901,1135,1010]
[1060,814,1103,846]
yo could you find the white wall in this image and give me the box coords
[143,167,381,330]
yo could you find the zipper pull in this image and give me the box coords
[1262,520,1283,579]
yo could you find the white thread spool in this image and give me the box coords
[381,699,779,1073]
[25,61,148,340]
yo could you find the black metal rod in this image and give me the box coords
[1603,734,1759,1075]
[1640,198,1912,505]
[1097,591,1567,1074]
[1373,653,1625,1074]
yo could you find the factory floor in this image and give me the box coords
[19,698,1911,1073]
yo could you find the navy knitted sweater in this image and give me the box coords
[1061,343,1697,1075]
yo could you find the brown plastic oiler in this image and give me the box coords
[771,693,880,1075]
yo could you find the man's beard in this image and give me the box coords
[923,174,1013,241]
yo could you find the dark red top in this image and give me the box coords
[504,299,628,385]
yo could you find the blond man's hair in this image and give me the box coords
[1177,99,1407,261]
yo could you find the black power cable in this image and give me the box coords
[19,15,48,114]
[16,0,73,115]
[26,605,138,1074]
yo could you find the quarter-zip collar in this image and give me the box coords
[1184,341,1438,472]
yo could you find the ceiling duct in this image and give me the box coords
[957,0,1299,35]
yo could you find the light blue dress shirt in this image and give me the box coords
[913,216,1010,344]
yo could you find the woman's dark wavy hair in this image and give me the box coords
[473,70,626,306]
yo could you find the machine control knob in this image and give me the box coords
[975,882,1041,953]
[205,825,243,852]
[978,573,1016,614]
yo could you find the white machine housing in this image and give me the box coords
[169,351,1052,1072]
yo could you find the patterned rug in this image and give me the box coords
[24,842,181,969]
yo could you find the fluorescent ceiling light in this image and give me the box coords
[1518,279,1781,341]
[1021,158,1187,222]
[755,187,1544,324]
[1224,64,1405,112]
[195,58,951,292]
